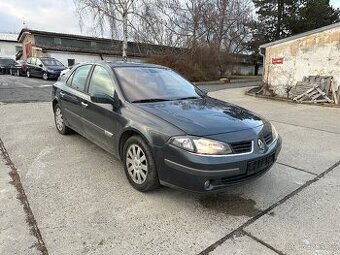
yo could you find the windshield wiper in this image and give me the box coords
[174,96,200,100]
[131,98,171,103]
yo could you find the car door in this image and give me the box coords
[58,64,92,134]
[81,65,119,154]
[28,58,36,76]
[35,58,44,78]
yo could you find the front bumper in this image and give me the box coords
[47,71,61,79]
[156,136,282,192]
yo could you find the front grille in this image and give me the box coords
[264,132,273,145]
[230,141,252,154]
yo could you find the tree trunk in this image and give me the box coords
[122,9,128,61]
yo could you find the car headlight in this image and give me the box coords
[271,124,278,141]
[170,136,232,155]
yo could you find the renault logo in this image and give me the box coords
[258,139,265,151]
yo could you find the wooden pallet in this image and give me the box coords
[293,85,333,103]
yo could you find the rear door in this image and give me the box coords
[81,64,119,154]
[58,64,92,133]
[28,58,37,76]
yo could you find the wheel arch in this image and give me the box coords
[118,128,151,160]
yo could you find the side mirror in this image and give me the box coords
[39,64,43,67]
[91,93,121,109]
[201,88,208,96]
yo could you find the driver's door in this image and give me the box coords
[81,65,120,154]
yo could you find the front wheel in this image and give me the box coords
[42,72,48,80]
[54,104,71,135]
[9,69,13,75]
[123,136,159,192]
[26,70,31,78]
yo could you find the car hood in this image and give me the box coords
[136,97,266,136]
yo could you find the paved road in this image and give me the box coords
[0,75,259,103]
[0,87,339,254]
[0,75,54,103]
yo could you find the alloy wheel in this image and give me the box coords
[43,72,48,80]
[16,69,20,76]
[26,71,30,78]
[55,107,64,131]
[126,144,148,184]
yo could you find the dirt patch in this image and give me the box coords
[198,194,262,217]
[0,138,48,255]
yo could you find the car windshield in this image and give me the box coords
[114,67,203,102]
[41,59,63,66]
[0,58,16,65]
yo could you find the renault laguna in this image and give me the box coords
[52,61,282,192]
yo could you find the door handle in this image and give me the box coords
[59,92,65,97]
[81,102,88,108]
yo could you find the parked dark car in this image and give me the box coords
[52,61,282,192]
[26,57,67,80]
[10,60,28,76]
[0,57,16,74]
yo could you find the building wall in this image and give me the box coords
[263,26,340,96]
[42,51,145,67]
[0,41,21,58]
[22,33,36,59]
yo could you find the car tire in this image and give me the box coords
[54,103,71,135]
[9,69,13,75]
[42,72,48,80]
[16,69,20,76]
[123,136,159,192]
[26,70,31,78]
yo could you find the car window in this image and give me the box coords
[114,67,202,102]
[88,66,114,97]
[30,58,36,65]
[36,59,42,66]
[42,58,64,66]
[66,70,75,86]
[70,65,92,92]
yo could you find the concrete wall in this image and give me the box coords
[0,41,21,59]
[263,26,340,96]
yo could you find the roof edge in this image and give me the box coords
[260,22,340,49]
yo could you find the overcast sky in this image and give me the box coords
[1,0,340,36]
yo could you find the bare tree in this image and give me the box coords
[74,0,141,60]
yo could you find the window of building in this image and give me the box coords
[67,59,75,67]
[54,38,62,45]
[91,41,97,48]
[70,65,92,92]
[88,66,114,97]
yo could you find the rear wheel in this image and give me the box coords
[16,69,20,76]
[9,69,13,75]
[54,104,71,135]
[26,70,31,78]
[123,136,159,192]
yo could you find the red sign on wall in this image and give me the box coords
[272,57,284,64]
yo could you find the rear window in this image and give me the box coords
[41,58,64,66]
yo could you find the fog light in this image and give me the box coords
[204,180,211,190]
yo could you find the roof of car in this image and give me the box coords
[103,61,167,69]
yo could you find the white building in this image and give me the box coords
[0,33,21,59]
[260,22,340,97]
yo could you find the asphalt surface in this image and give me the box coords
[0,75,55,103]
[0,74,259,103]
[0,76,340,255]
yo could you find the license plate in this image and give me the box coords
[247,153,275,175]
